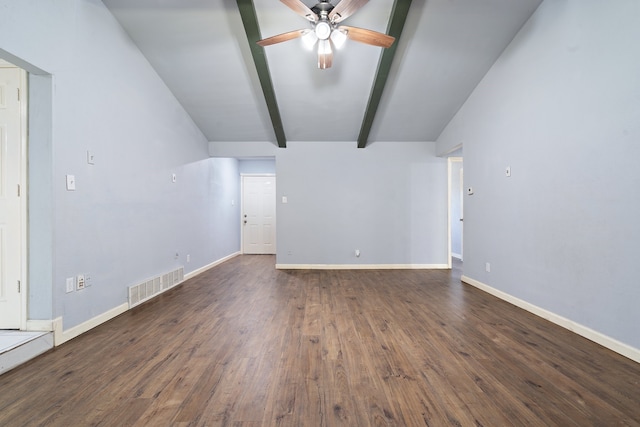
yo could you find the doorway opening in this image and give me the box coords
[448,157,463,265]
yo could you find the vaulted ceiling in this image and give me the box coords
[102,0,542,148]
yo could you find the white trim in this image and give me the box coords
[53,303,129,346]
[19,68,28,330]
[276,263,450,270]
[461,275,640,364]
[44,253,241,346]
[26,319,54,332]
[184,251,240,280]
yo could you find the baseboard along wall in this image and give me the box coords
[276,263,450,270]
[461,275,640,364]
[27,252,242,347]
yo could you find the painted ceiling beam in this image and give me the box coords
[236,0,287,148]
[357,0,413,148]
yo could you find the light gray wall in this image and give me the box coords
[276,142,448,266]
[28,74,54,320]
[437,0,640,349]
[238,158,276,175]
[1,0,240,329]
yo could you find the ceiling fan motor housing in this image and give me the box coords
[312,1,335,39]
[311,1,335,17]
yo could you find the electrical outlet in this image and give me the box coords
[66,277,75,293]
[485,262,491,273]
[85,275,92,287]
[77,274,85,290]
[187,254,191,263]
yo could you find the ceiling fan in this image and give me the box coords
[257,0,395,69]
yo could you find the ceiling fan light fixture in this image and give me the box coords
[330,28,347,49]
[301,29,318,49]
[315,21,331,40]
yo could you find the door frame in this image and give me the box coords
[19,68,27,330]
[240,173,276,254]
[0,62,28,329]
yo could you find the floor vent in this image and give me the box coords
[128,266,184,308]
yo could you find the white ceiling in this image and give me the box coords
[102,0,542,146]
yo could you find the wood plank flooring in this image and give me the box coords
[1,255,639,426]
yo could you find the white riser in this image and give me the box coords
[0,332,53,375]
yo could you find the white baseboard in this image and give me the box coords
[47,253,241,347]
[185,251,240,280]
[461,275,640,364]
[276,263,450,270]
[52,303,129,346]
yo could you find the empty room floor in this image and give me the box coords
[0,255,638,426]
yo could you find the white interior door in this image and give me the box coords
[242,176,276,255]
[0,66,24,329]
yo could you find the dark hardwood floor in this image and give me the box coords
[1,255,639,426]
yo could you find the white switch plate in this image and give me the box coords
[87,151,95,165]
[66,174,76,191]
[505,166,511,177]
[485,262,491,273]
[282,196,288,204]
[66,277,75,293]
[172,173,177,183]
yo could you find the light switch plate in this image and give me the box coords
[66,175,76,191]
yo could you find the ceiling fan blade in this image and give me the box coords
[280,0,318,22]
[329,0,369,23]
[339,25,395,48]
[257,29,308,47]
[317,39,333,69]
